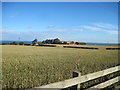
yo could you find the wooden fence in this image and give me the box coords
[106,48,120,50]
[27,65,120,90]
[63,46,98,49]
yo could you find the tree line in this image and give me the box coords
[32,38,86,45]
[1,38,86,45]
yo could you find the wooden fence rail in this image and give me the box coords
[27,65,120,90]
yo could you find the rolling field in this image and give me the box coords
[2,45,119,89]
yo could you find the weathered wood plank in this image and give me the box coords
[27,88,59,90]
[87,76,120,89]
[32,66,120,89]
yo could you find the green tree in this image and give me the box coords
[19,42,24,45]
[53,38,61,44]
[10,41,17,45]
[63,41,67,44]
[75,42,79,45]
[42,38,62,44]
[79,42,86,45]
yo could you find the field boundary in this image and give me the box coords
[63,46,99,49]
[106,48,120,50]
[28,65,120,90]
[39,44,119,50]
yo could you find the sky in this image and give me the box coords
[2,2,118,43]
[2,0,120,2]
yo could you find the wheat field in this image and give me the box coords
[2,45,119,89]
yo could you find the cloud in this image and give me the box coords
[27,26,32,29]
[81,25,118,34]
[66,29,84,32]
[38,29,84,39]
[0,30,3,33]
[9,15,15,18]
[47,25,56,28]
[107,31,118,34]
[1,30,20,34]
[93,23,118,30]
[9,12,18,18]
[40,29,83,35]
[49,29,83,32]
[82,25,100,31]
[2,28,84,41]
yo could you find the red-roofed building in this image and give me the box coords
[69,41,76,45]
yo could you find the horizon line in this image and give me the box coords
[2,0,120,2]
[1,40,119,44]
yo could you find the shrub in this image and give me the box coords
[1,43,6,45]
[63,42,67,44]
[38,43,44,46]
[75,42,79,45]
[10,41,17,45]
[19,42,24,45]
[79,42,86,45]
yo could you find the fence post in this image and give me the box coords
[70,71,81,90]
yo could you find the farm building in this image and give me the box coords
[61,41,76,45]
[34,42,42,46]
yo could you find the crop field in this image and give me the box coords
[2,45,119,89]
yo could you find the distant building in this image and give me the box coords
[69,41,76,45]
[34,42,42,46]
[61,41,76,45]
